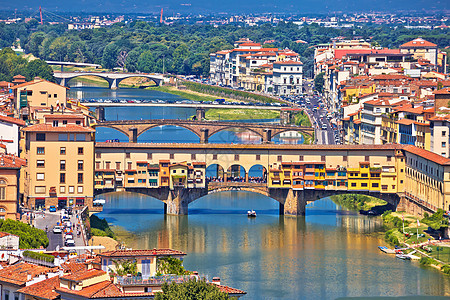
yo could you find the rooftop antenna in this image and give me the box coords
[39,6,43,25]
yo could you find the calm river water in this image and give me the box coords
[69,84,450,299]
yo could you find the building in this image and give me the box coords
[0,153,26,220]
[429,115,450,158]
[0,115,26,156]
[400,38,446,73]
[270,61,303,95]
[0,232,19,249]
[12,78,68,120]
[22,114,95,210]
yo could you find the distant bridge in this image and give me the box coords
[46,61,102,71]
[53,71,164,89]
[93,119,314,143]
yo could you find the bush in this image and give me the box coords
[441,264,450,275]
[0,219,48,249]
[420,256,437,266]
[23,250,55,263]
[421,209,448,230]
[384,229,400,246]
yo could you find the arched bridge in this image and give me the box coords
[53,72,164,89]
[93,119,314,143]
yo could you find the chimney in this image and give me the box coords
[27,273,32,281]
[212,277,220,285]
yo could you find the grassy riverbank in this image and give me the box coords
[147,85,236,103]
[330,194,387,211]
[204,108,280,120]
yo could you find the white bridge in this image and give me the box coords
[53,71,164,89]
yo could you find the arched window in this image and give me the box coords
[0,179,6,200]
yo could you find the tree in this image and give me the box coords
[154,279,230,300]
[109,259,138,276]
[27,59,54,82]
[157,257,190,276]
[314,72,325,93]
[102,42,119,70]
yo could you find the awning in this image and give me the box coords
[58,197,67,200]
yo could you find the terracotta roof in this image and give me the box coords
[56,280,125,299]
[0,232,18,238]
[429,115,450,121]
[61,262,87,274]
[0,115,26,126]
[400,38,437,48]
[18,276,60,300]
[0,154,26,169]
[60,269,106,282]
[0,262,54,286]
[434,88,450,95]
[43,114,84,119]
[215,283,247,295]
[274,60,303,65]
[403,145,450,165]
[99,249,186,258]
[396,119,415,125]
[22,124,95,133]
[12,79,68,90]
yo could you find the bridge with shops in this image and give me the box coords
[93,143,450,216]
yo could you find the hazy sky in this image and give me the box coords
[5,0,447,14]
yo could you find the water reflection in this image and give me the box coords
[97,191,450,299]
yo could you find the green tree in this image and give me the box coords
[314,72,325,93]
[109,259,137,276]
[157,257,190,276]
[102,42,119,70]
[154,279,230,300]
[27,59,54,81]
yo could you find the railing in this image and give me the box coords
[117,275,208,286]
[208,182,267,188]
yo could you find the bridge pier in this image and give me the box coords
[129,127,138,143]
[96,107,106,121]
[270,188,306,216]
[110,78,118,90]
[200,128,209,143]
[196,108,205,121]
[263,129,272,143]
[165,188,208,215]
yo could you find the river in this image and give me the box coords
[69,84,450,299]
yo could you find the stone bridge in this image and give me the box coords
[93,119,314,143]
[97,183,401,216]
[53,72,164,89]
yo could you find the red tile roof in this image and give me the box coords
[396,119,415,125]
[274,60,303,65]
[18,276,60,300]
[56,280,124,299]
[11,79,69,90]
[403,145,450,165]
[434,88,450,95]
[22,124,95,133]
[0,262,54,286]
[215,283,247,295]
[99,249,186,258]
[0,154,26,169]
[0,232,18,238]
[60,269,106,282]
[43,114,85,119]
[0,115,26,126]
[61,261,87,274]
[400,38,437,48]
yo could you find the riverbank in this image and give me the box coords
[330,194,387,211]
[204,108,280,120]
[67,75,157,88]
[146,85,236,103]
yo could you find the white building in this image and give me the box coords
[0,115,26,155]
[271,61,303,96]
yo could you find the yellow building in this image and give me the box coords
[0,154,26,220]
[169,163,188,189]
[12,78,68,119]
[22,114,95,210]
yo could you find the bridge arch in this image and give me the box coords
[206,163,225,182]
[65,74,111,87]
[94,125,130,141]
[248,164,267,183]
[272,130,305,144]
[137,124,201,143]
[116,76,160,87]
[226,164,247,182]
[208,126,263,143]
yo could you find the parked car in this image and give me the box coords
[65,239,75,247]
[49,206,56,212]
[53,226,62,234]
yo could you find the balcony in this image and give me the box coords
[117,275,208,286]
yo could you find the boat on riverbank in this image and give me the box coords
[396,254,412,260]
[378,246,396,254]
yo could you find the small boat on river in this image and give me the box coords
[247,210,257,217]
[396,254,412,260]
[378,246,396,254]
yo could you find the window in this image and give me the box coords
[77,186,83,193]
[105,162,111,169]
[351,183,357,187]
[256,154,261,161]
[60,147,66,155]
[127,162,132,170]
[54,94,57,98]
[170,153,174,159]
[235,154,239,161]
[75,121,81,125]
[365,156,369,162]
[76,134,85,141]
[213,154,218,160]
[442,142,447,148]
[60,160,66,171]
[443,131,446,137]
[62,120,67,125]
[37,147,45,154]
[191,153,196,160]
[147,153,152,159]
[277,155,282,162]
[35,186,46,194]
[60,173,66,184]
[78,173,83,184]
[69,186,74,194]
[343,156,347,162]
[78,160,84,171]
[52,120,59,127]
[382,185,388,190]
[78,147,84,155]
[116,162,121,170]
[361,183,368,187]
[372,183,379,188]
[60,186,65,193]
[387,156,391,162]
[400,180,403,184]
[70,134,75,141]
[126,153,131,159]
[37,160,45,168]
[96,152,101,159]
[36,133,46,141]
[36,173,45,181]
[321,156,325,162]
[95,162,100,169]
[0,181,5,200]
[299,155,304,161]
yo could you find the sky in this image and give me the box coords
[3,0,447,14]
